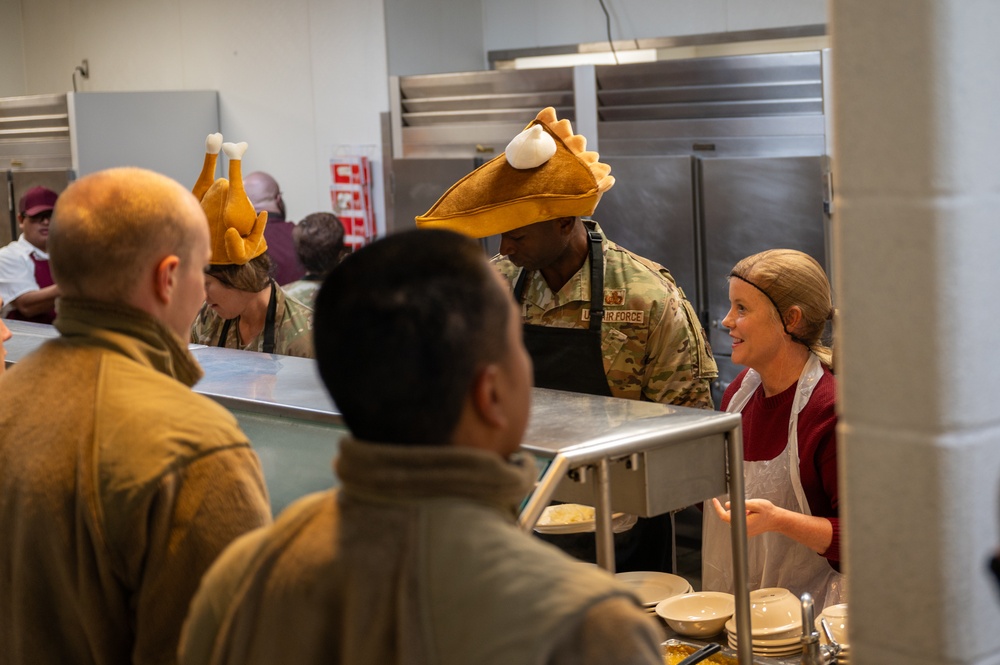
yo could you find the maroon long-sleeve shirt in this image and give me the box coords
[722,366,840,565]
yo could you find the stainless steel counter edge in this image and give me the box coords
[2,320,345,425]
[3,320,740,451]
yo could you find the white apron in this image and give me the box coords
[702,353,846,610]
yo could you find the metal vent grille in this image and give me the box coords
[595,51,823,122]
[398,68,574,126]
[393,68,575,158]
[0,94,71,170]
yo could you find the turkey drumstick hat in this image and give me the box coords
[192,132,268,265]
[414,107,615,238]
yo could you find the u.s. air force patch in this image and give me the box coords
[582,309,646,324]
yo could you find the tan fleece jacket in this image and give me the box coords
[0,298,273,665]
[179,438,663,665]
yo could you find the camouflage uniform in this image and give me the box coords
[191,285,315,359]
[282,279,320,310]
[494,222,717,409]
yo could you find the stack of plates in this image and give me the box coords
[614,571,692,614]
[726,629,803,658]
[724,587,803,658]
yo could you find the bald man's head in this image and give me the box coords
[49,167,208,303]
[244,171,284,217]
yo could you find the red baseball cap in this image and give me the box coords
[19,186,58,217]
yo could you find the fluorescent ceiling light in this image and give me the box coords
[513,49,657,69]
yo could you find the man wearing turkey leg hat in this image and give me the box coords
[417,107,718,572]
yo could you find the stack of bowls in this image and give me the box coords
[815,603,849,662]
[724,587,803,658]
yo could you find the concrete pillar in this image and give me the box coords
[831,1,1000,663]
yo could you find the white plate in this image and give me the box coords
[725,629,802,647]
[533,504,630,534]
[725,615,801,638]
[728,636,802,657]
[753,646,803,657]
[615,571,692,607]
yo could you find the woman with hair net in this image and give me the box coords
[702,249,845,610]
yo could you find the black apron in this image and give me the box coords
[7,254,56,325]
[516,225,676,572]
[217,281,278,354]
[513,224,612,397]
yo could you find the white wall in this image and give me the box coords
[0,1,24,94]
[384,0,485,76]
[1,0,388,230]
[481,0,826,54]
[0,0,828,231]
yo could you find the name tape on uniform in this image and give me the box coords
[582,309,646,324]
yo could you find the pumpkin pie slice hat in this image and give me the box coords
[415,107,615,238]
[193,132,269,265]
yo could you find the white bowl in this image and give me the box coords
[655,591,735,638]
[725,587,802,637]
[816,603,849,646]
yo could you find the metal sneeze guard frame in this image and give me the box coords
[517,402,754,665]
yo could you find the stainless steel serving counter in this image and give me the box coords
[3,321,350,512]
[4,320,757,664]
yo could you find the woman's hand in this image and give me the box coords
[711,497,833,554]
[711,497,779,538]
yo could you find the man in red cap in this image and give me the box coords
[0,185,61,323]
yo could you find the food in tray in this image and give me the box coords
[533,503,634,534]
[662,640,737,665]
[536,503,596,526]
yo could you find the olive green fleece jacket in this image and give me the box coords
[0,298,273,665]
[179,438,663,665]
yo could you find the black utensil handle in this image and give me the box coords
[677,642,722,665]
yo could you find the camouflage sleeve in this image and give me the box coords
[280,329,314,359]
[190,304,222,346]
[642,291,718,409]
[275,295,315,359]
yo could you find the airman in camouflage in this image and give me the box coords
[494,221,717,408]
[191,287,315,359]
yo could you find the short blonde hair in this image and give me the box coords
[730,249,834,368]
[49,167,204,301]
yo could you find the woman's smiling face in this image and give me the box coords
[721,278,787,371]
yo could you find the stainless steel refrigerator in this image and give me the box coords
[597,153,829,406]
[386,50,833,404]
